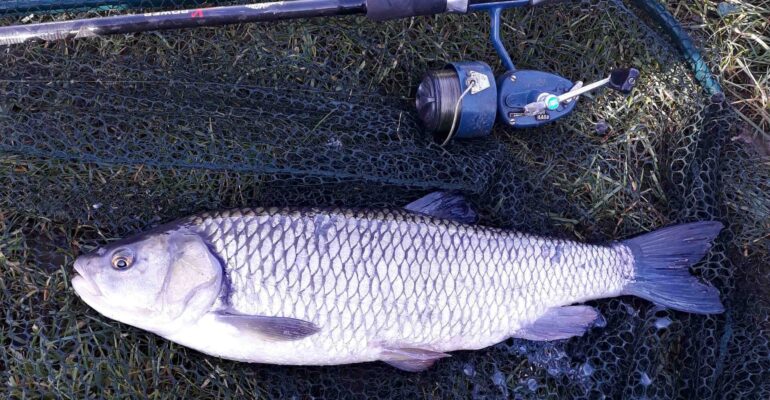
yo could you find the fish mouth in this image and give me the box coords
[71,259,103,298]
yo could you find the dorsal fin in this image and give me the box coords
[404,192,477,224]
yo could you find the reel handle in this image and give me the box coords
[523,67,640,116]
[608,68,641,94]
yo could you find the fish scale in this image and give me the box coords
[188,207,631,362]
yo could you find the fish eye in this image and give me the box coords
[111,249,134,271]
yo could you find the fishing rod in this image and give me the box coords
[0,0,639,143]
[0,0,549,44]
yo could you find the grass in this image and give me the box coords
[1,0,769,398]
[670,0,769,152]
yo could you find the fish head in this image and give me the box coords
[72,227,223,335]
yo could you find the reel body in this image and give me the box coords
[415,2,639,143]
[416,63,579,142]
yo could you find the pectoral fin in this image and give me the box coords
[513,305,599,341]
[381,347,451,372]
[215,310,320,341]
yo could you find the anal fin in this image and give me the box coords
[513,305,599,341]
[381,347,451,372]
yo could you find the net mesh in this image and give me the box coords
[1,0,768,398]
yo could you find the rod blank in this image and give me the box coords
[0,0,366,45]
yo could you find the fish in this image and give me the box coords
[71,192,724,372]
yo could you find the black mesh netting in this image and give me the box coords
[1,0,768,398]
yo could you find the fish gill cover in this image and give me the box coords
[0,0,768,399]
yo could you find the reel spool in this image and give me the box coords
[416,62,497,145]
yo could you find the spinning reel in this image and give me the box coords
[415,3,640,144]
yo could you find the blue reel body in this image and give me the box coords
[415,2,637,143]
[415,61,577,142]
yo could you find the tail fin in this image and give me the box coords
[621,222,724,314]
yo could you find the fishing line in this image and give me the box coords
[441,80,476,147]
